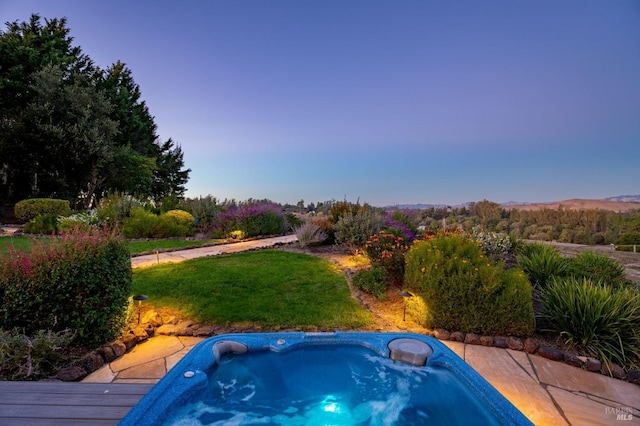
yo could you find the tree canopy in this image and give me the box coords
[0,14,190,208]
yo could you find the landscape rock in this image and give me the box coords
[55,366,87,382]
[132,327,149,342]
[192,325,217,337]
[601,363,626,380]
[524,338,539,354]
[464,333,481,345]
[163,315,179,325]
[626,370,640,385]
[506,336,524,351]
[97,346,117,363]
[449,331,465,342]
[583,358,602,372]
[109,340,127,358]
[563,352,584,368]
[77,352,104,374]
[156,320,195,336]
[480,336,494,346]
[433,329,450,340]
[120,333,137,350]
[141,311,163,327]
[493,336,508,349]
[537,346,563,361]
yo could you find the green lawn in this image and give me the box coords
[132,250,374,329]
[0,235,222,256]
[0,235,49,254]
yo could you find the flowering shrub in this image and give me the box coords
[385,210,418,242]
[0,228,131,346]
[211,201,286,238]
[471,229,513,259]
[364,230,410,287]
[96,193,142,228]
[57,211,102,233]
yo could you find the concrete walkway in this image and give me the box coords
[131,234,298,268]
[84,236,640,425]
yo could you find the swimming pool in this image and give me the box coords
[120,332,532,425]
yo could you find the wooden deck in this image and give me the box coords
[0,381,153,425]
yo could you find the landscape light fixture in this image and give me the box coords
[154,248,161,265]
[399,291,413,321]
[132,294,149,325]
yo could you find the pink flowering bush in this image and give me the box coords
[0,228,131,346]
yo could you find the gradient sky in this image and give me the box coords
[3,1,640,206]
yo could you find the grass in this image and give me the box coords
[0,235,223,255]
[132,250,374,329]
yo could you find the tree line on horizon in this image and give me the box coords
[0,14,190,209]
[280,198,640,246]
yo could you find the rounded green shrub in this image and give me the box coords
[405,234,534,336]
[539,276,640,369]
[14,198,70,223]
[123,208,193,238]
[23,214,58,234]
[566,251,630,290]
[164,209,195,226]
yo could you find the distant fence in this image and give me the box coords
[614,244,638,253]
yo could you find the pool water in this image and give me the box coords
[167,345,501,425]
[120,332,533,426]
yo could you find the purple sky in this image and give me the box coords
[3,1,639,206]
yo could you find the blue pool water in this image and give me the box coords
[120,332,532,426]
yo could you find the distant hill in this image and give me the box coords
[505,197,640,212]
[605,194,640,203]
[387,195,640,212]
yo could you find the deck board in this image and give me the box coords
[0,381,153,425]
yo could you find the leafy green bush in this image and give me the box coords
[334,211,380,253]
[364,230,409,287]
[122,208,193,238]
[517,243,568,289]
[294,222,327,247]
[566,251,630,290]
[352,266,387,300]
[96,192,142,228]
[539,277,640,369]
[23,214,58,234]
[0,328,76,380]
[0,228,131,346]
[14,198,70,223]
[405,234,534,335]
[178,195,221,232]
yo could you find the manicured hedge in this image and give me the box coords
[14,198,70,223]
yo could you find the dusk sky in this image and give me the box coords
[3,1,639,206]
